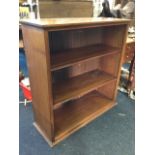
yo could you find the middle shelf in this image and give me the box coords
[53,70,116,108]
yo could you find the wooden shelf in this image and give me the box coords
[53,70,116,108]
[54,91,116,142]
[51,44,120,71]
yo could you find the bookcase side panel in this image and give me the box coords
[113,24,129,99]
[99,24,129,100]
[22,25,54,141]
[102,25,126,48]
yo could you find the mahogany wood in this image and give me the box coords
[22,25,55,141]
[97,80,117,100]
[102,25,126,48]
[53,70,116,109]
[21,18,130,28]
[19,39,24,49]
[54,91,116,142]
[51,44,120,71]
[68,59,100,77]
[50,27,103,52]
[21,18,130,146]
[99,53,121,77]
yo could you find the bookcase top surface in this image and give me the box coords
[20,17,130,28]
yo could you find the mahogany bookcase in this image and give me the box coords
[21,18,130,146]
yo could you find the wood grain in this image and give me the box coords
[52,59,100,83]
[33,122,53,147]
[102,25,126,48]
[53,70,116,108]
[99,53,121,77]
[19,39,24,49]
[68,59,99,78]
[97,80,117,100]
[112,24,129,100]
[20,18,130,29]
[22,25,55,141]
[54,91,116,142]
[21,18,129,146]
[51,44,120,71]
[50,27,103,52]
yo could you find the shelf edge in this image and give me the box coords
[51,50,120,72]
[53,78,117,110]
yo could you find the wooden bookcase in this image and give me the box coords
[21,18,130,146]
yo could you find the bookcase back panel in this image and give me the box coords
[52,52,121,84]
[52,58,99,83]
[50,27,103,52]
[49,25,126,53]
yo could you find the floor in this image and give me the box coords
[19,50,135,155]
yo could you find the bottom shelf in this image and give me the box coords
[54,91,116,142]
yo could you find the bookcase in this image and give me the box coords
[21,18,130,146]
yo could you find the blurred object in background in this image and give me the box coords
[19,0,37,19]
[93,0,115,17]
[128,26,135,39]
[19,68,25,82]
[99,0,135,19]
[19,4,30,19]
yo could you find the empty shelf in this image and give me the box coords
[54,91,116,142]
[51,44,120,71]
[53,70,116,108]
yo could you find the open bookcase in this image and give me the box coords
[21,18,130,146]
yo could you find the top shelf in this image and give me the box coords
[20,18,130,28]
[51,44,120,71]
